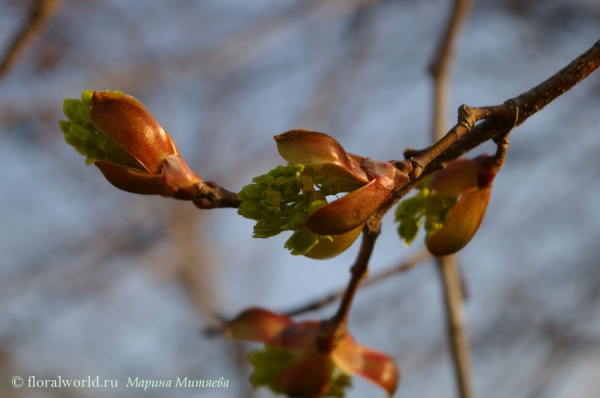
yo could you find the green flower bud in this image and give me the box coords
[59,89,140,169]
[59,90,203,199]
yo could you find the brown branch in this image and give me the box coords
[379,37,600,221]
[407,38,600,177]
[328,229,379,327]
[0,0,62,85]
[192,181,241,209]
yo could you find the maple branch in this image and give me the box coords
[328,228,378,328]
[193,39,600,214]
[370,36,600,228]
[192,181,241,209]
[406,38,600,178]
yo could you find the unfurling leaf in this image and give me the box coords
[59,90,203,199]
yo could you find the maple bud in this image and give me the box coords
[59,90,203,199]
[396,155,498,256]
[239,129,410,258]
[426,155,497,256]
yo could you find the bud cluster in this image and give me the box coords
[238,129,410,259]
[238,164,341,256]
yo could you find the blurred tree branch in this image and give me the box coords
[0,0,62,85]
[283,249,431,317]
[428,1,476,398]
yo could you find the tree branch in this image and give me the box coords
[407,38,600,177]
[203,249,432,337]
[192,181,241,209]
[328,228,379,328]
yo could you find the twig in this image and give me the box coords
[192,182,241,209]
[407,38,600,178]
[0,0,62,85]
[328,229,378,327]
[371,36,600,229]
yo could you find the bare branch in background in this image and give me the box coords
[0,0,62,85]
[284,249,432,317]
[428,1,476,398]
[204,249,431,336]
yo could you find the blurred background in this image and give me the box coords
[1,0,599,397]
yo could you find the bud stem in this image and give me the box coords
[329,229,378,329]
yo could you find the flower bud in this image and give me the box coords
[425,156,496,256]
[59,90,203,199]
[90,91,177,174]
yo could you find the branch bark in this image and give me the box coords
[408,39,600,177]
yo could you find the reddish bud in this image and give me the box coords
[304,180,392,235]
[89,91,203,199]
[276,354,334,397]
[275,129,369,183]
[224,308,293,342]
[90,91,177,174]
[426,186,491,256]
[426,155,497,256]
